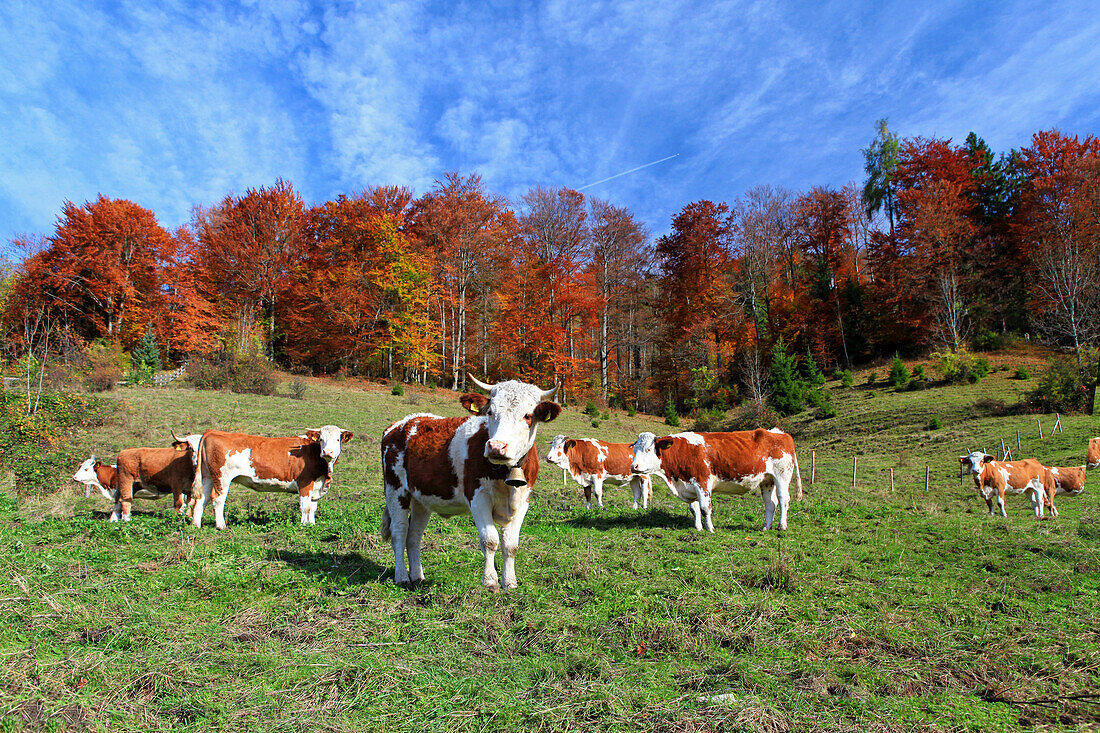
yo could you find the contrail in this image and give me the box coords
[576,153,679,191]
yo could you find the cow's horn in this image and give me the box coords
[171,431,182,443]
[540,384,559,401]
[468,374,494,392]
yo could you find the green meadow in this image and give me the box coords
[2,355,1098,731]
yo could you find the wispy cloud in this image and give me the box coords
[1,0,1098,248]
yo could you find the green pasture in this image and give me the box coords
[1,363,1098,731]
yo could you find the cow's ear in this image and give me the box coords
[564,439,576,450]
[340,430,354,443]
[984,454,996,464]
[655,437,675,453]
[533,401,561,423]
[305,429,321,442]
[460,393,490,415]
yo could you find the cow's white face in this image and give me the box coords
[462,379,560,466]
[73,456,98,484]
[959,451,996,477]
[305,425,354,464]
[631,432,663,474]
[545,435,571,470]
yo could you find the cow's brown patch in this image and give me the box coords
[381,416,466,500]
[94,463,117,491]
[198,431,330,498]
[566,439,635,478]
[116,446,196,514]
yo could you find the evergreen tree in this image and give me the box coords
[131,331,162,372]
[769,340,804,415]
[889,354,910,389]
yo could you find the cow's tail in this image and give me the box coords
[191,431,208,504]
[791,450,804,501]
[380,504,392,541]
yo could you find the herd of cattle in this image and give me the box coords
[71,376,1090,590]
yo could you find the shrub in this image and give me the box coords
[723,401,787,432]
[969,356,991,383]
[866,371,878,385]
[664,399,680,428]
[888,355,909,389]
[911,364,925,380]
[289,378,308,400]
[1013,366,1030,380]
[691,407,726,432]
[123,363,154,386]
[905,378,926,391]
[627,406,637,418]
[583,400,599,416]
[928,417,941,430]
[970,328,1006,352]
[601,410,610,420]
[932,348,987,384]
[188,353,276,396]
[1028,357,1088,413]
[817,402,837,419]
[83,342,124,392]
[391,384,404,396]
[591,419,600,428]
[834,369,853,389]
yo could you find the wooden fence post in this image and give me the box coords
[811,451,816,484]
[852,456,857,490]
[1000,438,1009,461]
[1038,419,1044,440]
[925,465,930,492]
[889,468,895,493]
[1016,429,1021,452]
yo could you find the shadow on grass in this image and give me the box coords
[267,549,401,586]
[563,508,699,531]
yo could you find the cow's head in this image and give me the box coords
[305,425,354,464]
[545,435,574,470]
[631,432,675,474]
[171,432,202,453]
[959,451,996,477]
[462,375,560,466]
[73,455,99,485]
[1088,438,1100,470]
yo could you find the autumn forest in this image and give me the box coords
[4,124,1099,415]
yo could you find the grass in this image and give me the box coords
[1,361,1098,732]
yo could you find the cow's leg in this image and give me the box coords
[630,476,643,510]
[688,500,703,531]
[212,473,232,531]
[385,492,411,586]
[593,477,604,509]
[1029,487,1044,519]
[109,485,122,522]
[404,500,431,584]
[470,487,501,590]
[643,475,652,509]
[173,491,187,516]
[699,488,715,533]
[583,483,592,510]
[996,488,1007,517]
[500,493,530,590]
[985,494,994,516]
[299,491,312,525]
[762,484,777,531]
[774,474,791,531]
[192,474,213,528]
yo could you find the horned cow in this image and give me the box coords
[959,451,1049,518]
[380,376,560,590]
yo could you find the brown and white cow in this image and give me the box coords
[380,376,560,590]
[545,435,653,510]
[190,426,352,530]
[72,456,117,500]
[1042,465,1087,517]
[112,434,203,522]
[1087,438,1100,469]
[630,429,802,533]
[958,451,1050,518]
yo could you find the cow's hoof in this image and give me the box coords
[109,516,119,523]
[122,515,132,522]
[484,582,501,593]
[215,524,227,531]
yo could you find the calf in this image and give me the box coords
[630,429,802,533]
[1088,438,1100,469]
[545,435,652,509]
[190,426,352,530]
[113,434,202,522]
[1043,465,1086,517]
[958,451,1049,518]
[380,376,560,590]
[72,456,117,500]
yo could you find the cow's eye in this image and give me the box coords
[524,413,533,425]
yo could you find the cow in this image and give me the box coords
[958,451,1049,518]
[380,376,560,590]
[190,425,353,530]
[72,456,117,500]
[1042,465,1087,517]
[630,429,802,533]
[1088,438,1100,469]
[112,433,203,522]
[545,435,652,510]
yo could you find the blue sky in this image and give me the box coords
[2,0,1098,253]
